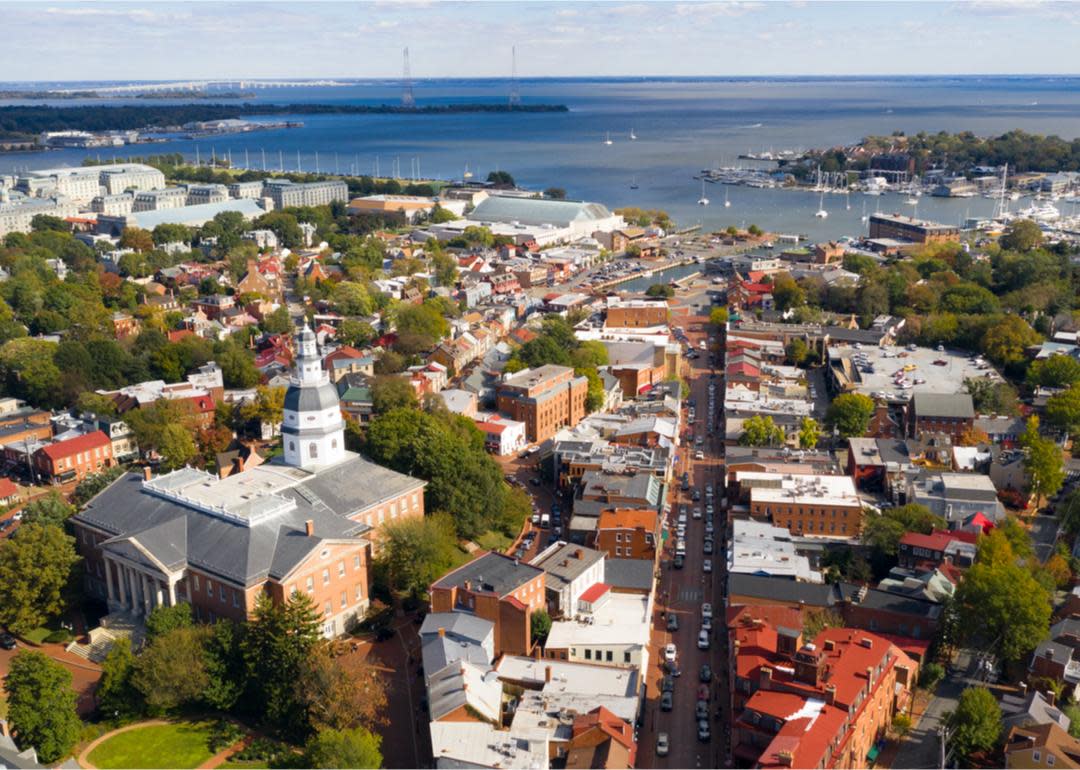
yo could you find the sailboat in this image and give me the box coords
[814,189,828,218]
[630,128,637,141]
[724,188,731,208]
[697,178,710,206]
[463,163,473,180]
[860,200,868,223]
[603,132,613,146]
[630,176,639,190]
[845,191,851,211]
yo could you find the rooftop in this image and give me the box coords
[432,551,543,597]
[468,196,617,228]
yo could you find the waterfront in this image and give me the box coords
[5,76,1080,238]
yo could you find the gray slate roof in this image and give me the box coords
[420,612,494,645]
[531,543,605,590]
[913,392,975,419]
[421,635,490,677]
[432,551,543,597]
[727,573,838,607]
[604,559,655,592]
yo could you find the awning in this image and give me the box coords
[866,745,881,763]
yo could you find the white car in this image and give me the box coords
[701,602,713,620]
[656,732,670,757]
[694,450,704,460]
[664,643,678,663]
[698,630,710,650]
[703,559,713,573]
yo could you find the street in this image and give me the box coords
[639,284,729,769]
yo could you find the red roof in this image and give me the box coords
[727,362,762,378]
[579,583,611,604]
[746,271,769,282]
[742,281,773,294]
[39,431,110,462]
[167,329,195,343]
[0,478,18,499]
[476,420,507,435]
[964,512,995,533]
[899,530,956,552]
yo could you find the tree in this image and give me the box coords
[739,414,785,447]
[802,608,844,640]
[30,214,69,233]
[532,609,552,645]
[305,727,383,769]
[486,170,515,188]
[132,625,211,712]
[296,647,389,733]
[965,378,1020,416]
[797,416,820,449]
[1047,384,1080,435]
[543,187,567,200]
[920,662,946,691]
[709,306,728,327]
[331,282,374,317]
[981,315,1041,365]
[947,687,1002,762]
[157,422,199,470]
[644,283,675,298]
[378,512,459,596]
[242,592,321,733]
[1021,417,1064,505]
[957,426,991,447]
[786,338,809,366]
[76,391,118,417]
[1028,354,1080,389]
[260,306,293,335]
[203,620,246,712]
[862,504,944,561]
[430,205,459,224]
[1000,219,1044,252]
[0,523,79,634]
[119,227,154,253]
[97,638,141,722]
[430,252,458,287]
[748,224,763,237]
[955,530,1051,662]
[337,319,376,348]
[370,375,419,415]
[4,651,80,763]
[825,392,875,438]
[18,493,74,529]
[217,345,261,389]
[144,602,193,640]
[770,272,804,311]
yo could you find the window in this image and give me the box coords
[341,590,347,608]
[232,590,240,608]
[615,533,623,543]
[193,575,200,591]
[289,441,295,451]
[624,652,632,663]
[331,438,338,449]
[219,585,226,602]
[309,442,318,458]
[606,650,613,662]
[338,561,345,577]
[206,579,213,596]
[1049,753,1056,766]
[306,576,314,592]
[322,569,330,585]
[356,584,363,602]
[584,649,592,660]
[1033,750,1041,762]
[353,555,361,570]
[324,601,332,616]
[615,547,622,557]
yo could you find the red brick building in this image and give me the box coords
[31,431,114,483]
[593,509,660,563]
[497,365,589,443]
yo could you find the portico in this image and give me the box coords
[100,539,186,617]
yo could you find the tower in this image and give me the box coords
[281,325,346,470]
[508,45,521,108]
[401,47,416,109]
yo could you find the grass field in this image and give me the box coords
[87,721,217,769]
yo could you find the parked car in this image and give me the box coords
[701,603,713,619]
[673,553,685,569]
[667,614,679,632]
[703,559,712,573]
[661,691,673,711]
[703,539,714,555]
[656,732,670,757]
[702,617,713,632]
[698,720,711,742]
[696,700,709,720]
[698,630,710,650]
[664,643,677,663]
[662,674,675,693]
[699,665,712,683]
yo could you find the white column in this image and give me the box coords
[168,578,179,606]
[141,572,152,616]
[155,582,165,608]
[104,558,116,602]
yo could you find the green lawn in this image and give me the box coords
[21,627,51,645]
[475,530,513,553]
[88,721,217,769]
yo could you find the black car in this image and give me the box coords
[0,632,15,650]
[699,664,712,683]
[662,674,675,693]
[673,553,685,569]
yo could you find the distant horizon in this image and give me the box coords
[5,1,1080,81]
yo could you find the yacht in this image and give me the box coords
[603,132,613,146]
[629,128,637,141]
[814,190,828,218]
[698,178,710,206]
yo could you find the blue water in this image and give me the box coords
[5,76,1080,239]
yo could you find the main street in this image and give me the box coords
[639,281,728,769]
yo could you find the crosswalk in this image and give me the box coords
[678,587,703,602]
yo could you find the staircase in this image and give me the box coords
[66,612,145,663]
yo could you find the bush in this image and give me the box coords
[43,629,72,644]
[208,720,245,753]
[920,661,945,690]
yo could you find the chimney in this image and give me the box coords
[1047,690,1057,707]
[305,519,314,536]
[438,627,446,638]
[464,579,472,592]
[824,684,837,705]
[575,549,584,559]
[759,667,773,689]
[545,665,553,683]
[866,666,874,684]
[824,639,835,652]
[143,466,152,482]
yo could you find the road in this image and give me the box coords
[892,649,973,770]
[639,283,728,768]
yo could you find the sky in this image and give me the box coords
[3,0,1080,81]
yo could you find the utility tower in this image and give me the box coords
[508,45,521,108]
[401,47,416,109]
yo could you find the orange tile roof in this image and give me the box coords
[39,430,110,461]
[597,508,657,531]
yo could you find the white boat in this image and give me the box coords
[724,188,731,208]
[814,190,828,218]
[1012,202,1061,222]
[860,200,868,223]
[603,132,613,146]
[630,176,639,190]
[463,163,473,180]
[698,178,709,206]
[905,196,918,206]
[845,191,851,211]
[630,128,637,141]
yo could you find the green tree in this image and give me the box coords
[709,306,728,327]
[216,345,261,389]
[786,337,809,366]
[18,493,74,529]
[947,687,1002,762]
[261,306,293,335]
[1047,384,1080,434]
[30,214,69,233]
[332,282,374,317]
[955,529,1051,662]
[202,620,246,712]
[157,422,199,470]
[748,224,763,237]
[97,638,141,722]
[296,648,388,733]
[430,205,459,224]
[337,319,376,348]
[151,223,193,246]
[1000,219,1044,252]
[305,727,383,769]
[144,602,194,641]
[862,504,944,560]
[826,392,875,438]
[1021,417,1065,504]
[531,609,552,645]
[543,187,567,200]
[1027,355,1080,389]
[486,170,515,188]
[378,512,459,596]
[797,416,820,449]
[739,414,785,447]
[965,378,1020,416]
[242,592,321,734]
[119,227,154,252]
[644,283,675,298]
[132,625,211,713]
[981,315,1041,365]
[370,375,419,415]
[770,272,804,311]
[430,252,458,287]
[4,651,80,763]
[0,523,79,634]
[76,391,119,417]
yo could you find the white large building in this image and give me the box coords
[133,187,189,212]
[465,195,626,241]
[0,194,79,237]
[17,163,165,204]
[266,180,349,209]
